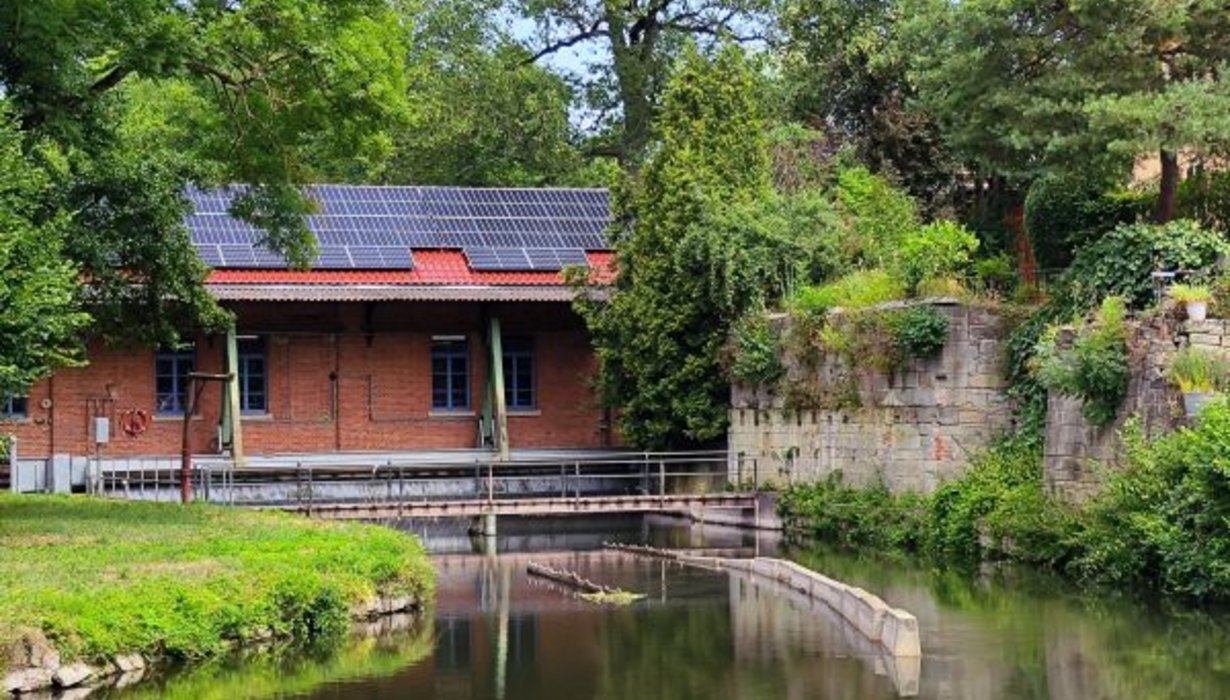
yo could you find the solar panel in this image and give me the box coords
[185,185,611,271]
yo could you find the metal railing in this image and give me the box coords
[94,450,741,511]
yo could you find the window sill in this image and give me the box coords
[507,409,541,417]
[153,414,203,422]
[240,413,274,422]
[427,410,475,419]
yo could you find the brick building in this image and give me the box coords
[1,186,616,467]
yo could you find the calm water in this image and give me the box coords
[112,516,1230,699]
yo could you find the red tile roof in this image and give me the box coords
[205,249,616,287]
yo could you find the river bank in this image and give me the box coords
[0,494,434,695]
[778,396,1230,603]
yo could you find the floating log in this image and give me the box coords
[526,561,645,604]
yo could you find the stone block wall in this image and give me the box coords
[728,302,1015,493]
[1044,317,1230,502]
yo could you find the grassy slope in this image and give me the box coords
[0,495,433,663]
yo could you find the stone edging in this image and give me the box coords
[605,542,921,658]
[4,594,419,697]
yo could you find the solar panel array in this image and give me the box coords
[186,186,611,271]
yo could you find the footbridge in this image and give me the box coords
[88,449,772,527]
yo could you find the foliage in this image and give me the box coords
[727,313,785,387]
[790,269,905,315]
[1073,399,1230,599]
[834,165,920,267]
[779,473,930,551]
[0,495,434,661]
[885,306,950,358]
[780,0,956,206]
[1023,175,1149,271]
[0,117,90,394]
[576,45,783,448]
[907,0,1230,218]
[894,220,979,297]
[512,0,774,164]
[927,438,1077,566]
[972,253,1017,295]
[1034,297,1131,427]
[1001,308,1059,442]
[1177,169,1230,233]
[1057,221,1229,312]
[1166,347,1229,394]
[388,5,590,186]
[0,0,414,349]
[1169,284,1212,304]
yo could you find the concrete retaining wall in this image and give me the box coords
[729,301,1014,493]
[682,555,921,658]
[1044,317,1230,502]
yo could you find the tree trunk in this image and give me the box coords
[1155,148,1179,223]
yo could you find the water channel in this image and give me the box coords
[108,515,1230,699]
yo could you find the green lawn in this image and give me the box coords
[0,494,434,663]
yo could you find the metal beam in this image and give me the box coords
[275,493,756,520]
[225,325,246,467]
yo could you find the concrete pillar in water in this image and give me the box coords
[481,512,498,537]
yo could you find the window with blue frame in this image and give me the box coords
[1,393,27,420]
[155,346,196,415]
[502,336,535,410]
[431,338,469,410]
[238,337,268,414]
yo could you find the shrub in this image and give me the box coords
[886,306,949,357]
[835,165,920,267]
[790,269,905,315]
[1177,169,1230,233]
[1169,283,1212,303]
[1059,220,1229,312]
[1024,175,1149,271]
[1167,347,1229,393]
[895,220,980,297]
[1074,399,1230,599]
[779,474,929,551]
[972,253,1017,295]
[727,312,784,386]
[1034,297,1131,426]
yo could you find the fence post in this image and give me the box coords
[559,463,566,499]
[574,462,580,507]
[7,437,16,494]
[487,461,494,504]
[658,459,665,506]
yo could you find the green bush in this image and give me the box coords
[886,306,949,358]
[1074,399,1230,599]
[1024,175,1150,271]
[727,312,784,386]
[1035,297,1131,427]
[1059,220,1229,312]
[972,253,1017,294]
[790,269,905,314]
[779,473,929,551]
[1167,346,1229,393]
[835,165,920,268]
[1177,170,1230,233]
[895,220,979,297]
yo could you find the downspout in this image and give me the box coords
[225,324,245,467]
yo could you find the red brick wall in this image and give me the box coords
[3,301,609,458]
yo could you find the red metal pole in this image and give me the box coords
[180,377,194,505]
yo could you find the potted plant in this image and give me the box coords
[1167,347,1229,417]
[1170,283,1213,321]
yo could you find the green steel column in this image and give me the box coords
[225,325,246,467]
[489,316,510,461]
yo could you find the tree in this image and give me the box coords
[781,0,955,206]
[384,1,595,186]
[0,117,90,395]
[577,45,799,448]
[908,0,1230,222]
[513,0,773,164]
[0,0,412,352]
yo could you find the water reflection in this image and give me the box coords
[111,517,1230,699]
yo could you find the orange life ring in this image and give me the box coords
[119,409,151,437]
